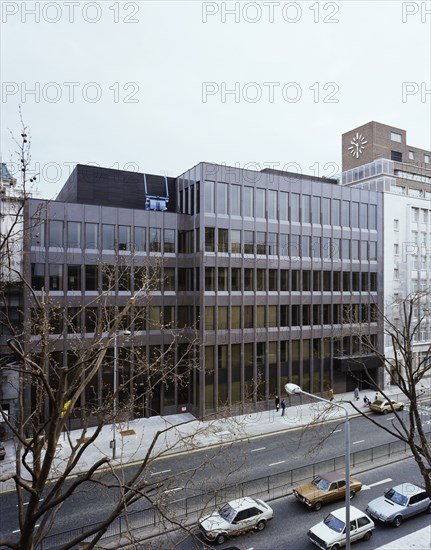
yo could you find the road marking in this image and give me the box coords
[216,431,231,436]
[334,429,342,433]
[16,498,43,507]
[251,447,266,452]
[269,460,286,466]
[151,469,171,476]
[13,524,39,534]
[386,416,395,420]
[352,440,365,445]
[162,487,182,494]
[362,478,392,491]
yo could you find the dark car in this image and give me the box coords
[0,443,6,461]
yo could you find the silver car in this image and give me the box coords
[366,483,431,527]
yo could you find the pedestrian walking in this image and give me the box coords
[327,387,334,401]
[354,387,360,401]
[275,395,280,412]
[363,396,371,406]
[375,392,379,401]
[281,398,286,416]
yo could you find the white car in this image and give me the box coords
[198,496,273,545]
[308,505,375,550]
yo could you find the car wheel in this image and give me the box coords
[392,515,403,528]
[383,409,388,415]
[0,456,4,461]
[256,520,266,531]
[313,501,323,511]
[363,530,373,541]
[215,534,226,545]
[349,490,355,500]
[399,405,404,411]
[331,544,340,550]
[427,503,431,514]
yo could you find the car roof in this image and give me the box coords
[318,471,348,483]
[390,483,425,496]
[329,506,367,521]
[227,497,260,510]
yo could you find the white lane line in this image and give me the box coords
[151,469,171,476]
[352,440,365,445]
[269,460,286,466]
[334,429,342,433]
[13,524,39,534]
[386,416,396,420]
[217,431,231,436]
[16,498,43,507]
[362,478,392,491]
[251,447,266,452]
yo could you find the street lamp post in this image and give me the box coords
[285,383,351,550]
[111,329,131,460]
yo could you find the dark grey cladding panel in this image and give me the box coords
[56,164,177,212]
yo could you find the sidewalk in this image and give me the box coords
[1,383,428,492]
[1,383,430,549]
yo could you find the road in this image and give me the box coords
[140,458,431,550]
[0,401,430,543]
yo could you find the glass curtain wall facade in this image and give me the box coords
[178,163,383,415]
[21,162,383,423]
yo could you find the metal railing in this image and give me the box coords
[39,437,411,549]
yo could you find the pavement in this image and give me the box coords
[1,384,422,488]
[1,382,430,548]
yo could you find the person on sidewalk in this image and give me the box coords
[281,398,286,416]
[363,396,371,407]
[354,387,360,401]
[326,387,334,401]
[275,395,280,412]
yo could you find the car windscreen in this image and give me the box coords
[218,503,236,523]
[324,513,345,533]
[384,489,408,506]
[313,476,331,491]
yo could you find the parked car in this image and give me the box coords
[198,497,273,545]
[0,443,6,461]
[366,483,431,527]
[369,398,404,414]
[308,505,375,550]
[293,471,363,511]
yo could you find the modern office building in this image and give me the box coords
[3,160,383,426]
[341,121,431,384]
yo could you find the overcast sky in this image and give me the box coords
[1,0,430,198]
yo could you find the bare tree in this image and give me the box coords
[345,292,431,496]
[0,119,248,550]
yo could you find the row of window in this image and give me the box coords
[205,303,378,330]
[205,268,377,293]
[202,181,378,229]
[32,221,175,253]
[32,301,378,335]
[31,264,177,292]
[30,264,378,293]
[30,305,198,334]
[411,208,431,224]
[205,228,378,260]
